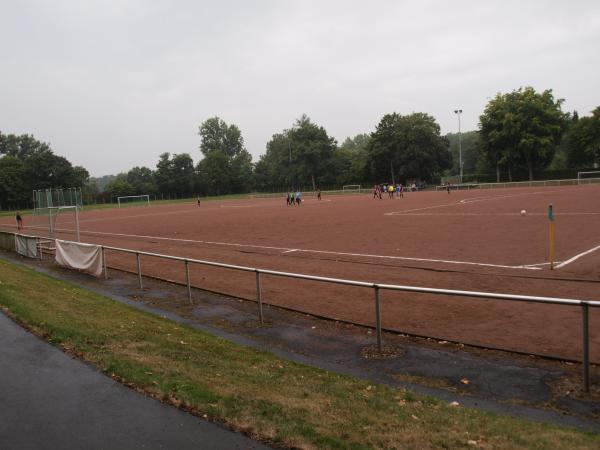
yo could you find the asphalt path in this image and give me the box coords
[0,312,270,450]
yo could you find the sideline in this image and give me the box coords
[14,226,544,271]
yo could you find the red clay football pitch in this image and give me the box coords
[3,184,600,362]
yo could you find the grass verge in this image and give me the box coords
[0,258,598,449]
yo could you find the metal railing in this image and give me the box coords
[98,242,600,393]
[1,229,597,392]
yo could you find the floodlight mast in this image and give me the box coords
[454,109,463,183]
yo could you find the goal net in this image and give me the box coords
[48,206,81,242]
[33,188,82,213]
[342,185,361,192]
[577,171,600,184]
[32,188,82,241]
[117,195,150,207]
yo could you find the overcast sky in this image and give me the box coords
[1,1,599,176]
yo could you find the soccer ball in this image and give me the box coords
[520,210,526,215]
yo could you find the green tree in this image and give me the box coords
[229,150,254,193]
[197,151,231,195]
[127,166,156,195]
[366,112,451,184]
[479,87,567,181]
[171,153,196,196]
[334,134,370,185]
[256,134,292,190]
[0,156,27,209]
[0,133,52,159]
[0,132,88,208]
[155,153,174,194]
[23,151,78,190]
[197,117,254,194]
[567,107,600,168]
[260,115,337,190]
[445,131,480,176]
[199,117,244,158]
[105,174,135,198]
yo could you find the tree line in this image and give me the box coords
[1,86,599,209]
[0,134,89,210]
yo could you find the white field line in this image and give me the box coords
[25,226,542,271]
[555,244,600,269]
[522,262,561,267]
[385,190,560,216]
[388,212,600,216]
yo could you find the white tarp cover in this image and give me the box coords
[55,239,103,278]
[15,235,37,258]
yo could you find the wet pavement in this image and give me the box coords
[0,310,270,450]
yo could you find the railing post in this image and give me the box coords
[582,302,590,393]
[185,260,192,304]
[256,270,264,324]
[102,247,108,280]
[136,252,143,289]
[374,285,382,352]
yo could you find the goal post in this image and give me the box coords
[117,195,150,207]
[577,171,600,184]
[342,184,361,192]
[47,206,81,242]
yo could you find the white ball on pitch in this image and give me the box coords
[520,210,526,215]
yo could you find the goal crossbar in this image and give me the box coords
[577,171,600,179]
[117,195,150,207]
[577,171,600,184]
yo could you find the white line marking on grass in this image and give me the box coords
[555,244,600,269]
[34,227,541,271]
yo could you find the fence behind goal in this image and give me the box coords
[33,188,82,211]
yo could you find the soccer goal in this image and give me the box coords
[48,206,81,242]
[577,171,600,184]
[117,195,150,207]
[342,184,361,192]
[33,188,82,241]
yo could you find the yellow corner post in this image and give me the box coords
[548,204,555,270]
